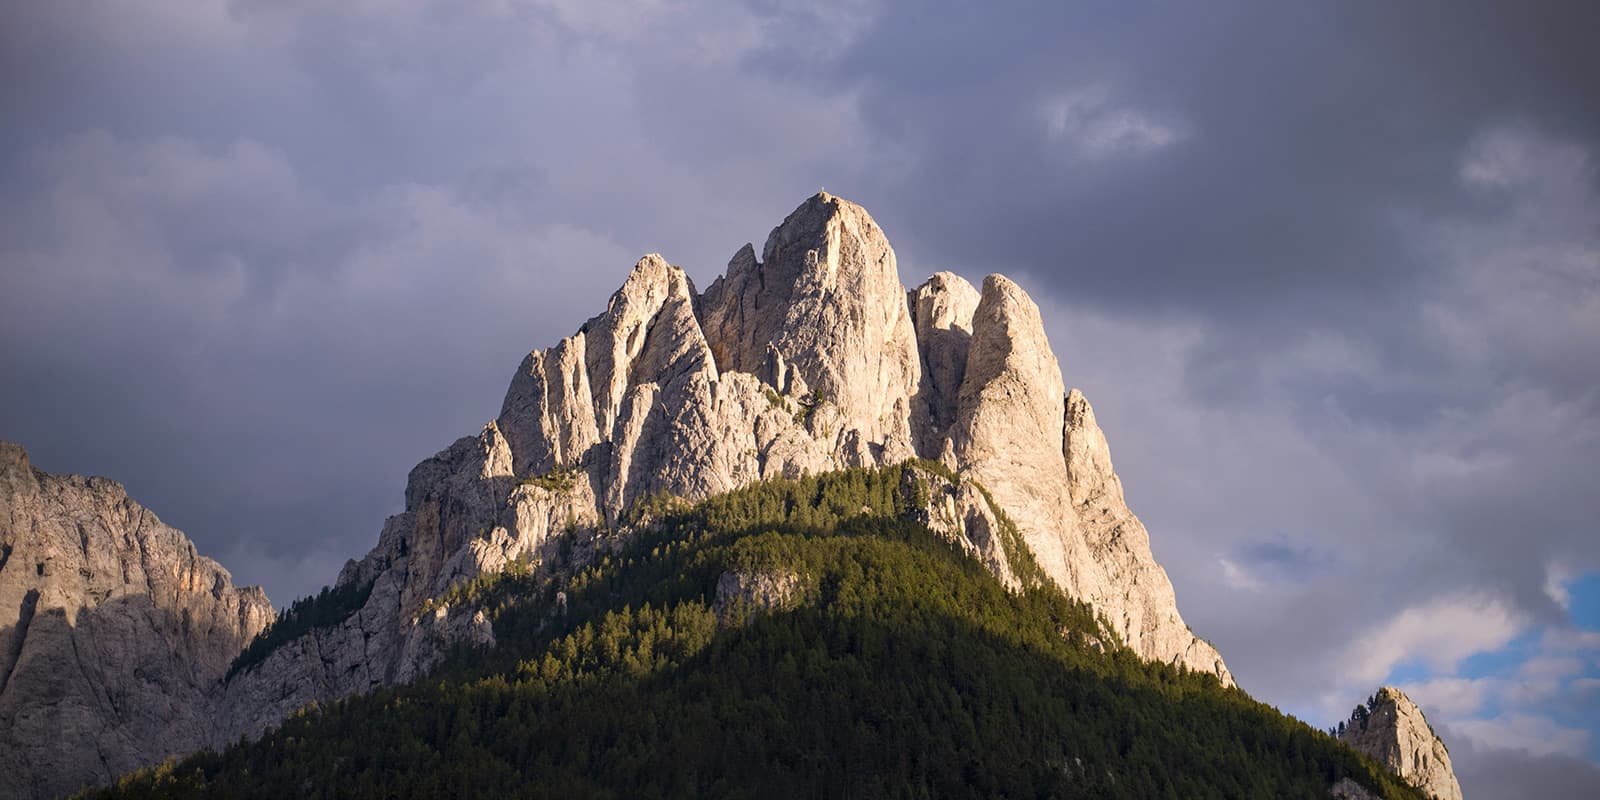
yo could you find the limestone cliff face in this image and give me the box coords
[0,443,272,800]
[1339,687,1463,800]
[700,195,921,464]
[215,193,1230,742]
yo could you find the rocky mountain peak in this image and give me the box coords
[1064,388,1121,508]
[1339,686,1463,800]
[219,194,1231,742]
[0,443,273,800]
[6,194,1237,796]
[700,192,921,459]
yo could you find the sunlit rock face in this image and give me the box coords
[1339,687,1464,800]
[1,193,1235,796]
[217,193,1228,740]
[0,443,273,800]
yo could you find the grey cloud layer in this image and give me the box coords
[2,3,1596,796]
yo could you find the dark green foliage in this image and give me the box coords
[762,387,791,414]
[109,466,1423,799]
[906,456,959,484]
[794,388,827,424]
[1352,703,1372,732]
[419,550,537,617]
[521,464,579,493]
[967,478,1049,589]
[226,579,375,680]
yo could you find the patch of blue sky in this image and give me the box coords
[1458,630,1542,681]
[1383,658,1433,687]
[1232,536,1330,580]
[1555,571,1600,760]
[1406,572,1600,760]
[1278,702,1330,731]
[1565,570,1600,631]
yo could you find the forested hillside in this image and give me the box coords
[92,466,1422,799]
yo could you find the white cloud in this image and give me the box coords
[1343,592,1527,685]
[1216,556,1263,592]
[1393,621,1600,768]
[1546,562,1576,609]
[1039,86,1183,159]
[1451,714,1592,759]
[1519,656,1586,681]
[1400,676,1494,717]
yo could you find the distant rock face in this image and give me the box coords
[198,193,1225,747]
[1329,777,1384,800]
[0,443,273,800]
[1339,687,1463,800]
[713,569,802,623]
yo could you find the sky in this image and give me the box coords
[1,1,1596,795]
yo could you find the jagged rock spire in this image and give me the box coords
[700,192,922,463]
[1339,686,1463,800]
[5,194,1242,796]
[220,192,1234,746]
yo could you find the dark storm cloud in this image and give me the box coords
[2,1,1597,791]
[1446,727,1600,800]
[820,1,1598,316]
[0,125,637,598]
[798,0,1600,706]
[807,1,1600,461]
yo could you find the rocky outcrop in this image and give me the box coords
[1330,777,1384,800]
[218,192,1231,744]
[905,465,1021,589]
[1060,388,1231,682]
[0,443,273,800]
[699,195,921,464]
[712,569,803,623]
[1339,687,1463,800]
[910,271,981,452]
[216,421,589,739]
